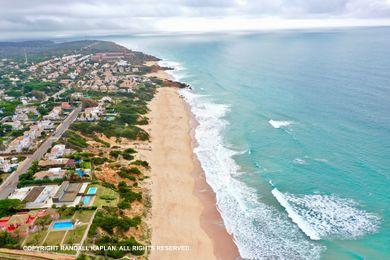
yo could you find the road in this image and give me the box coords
[0,105,82,199]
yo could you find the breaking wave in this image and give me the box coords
[269,119,293,129]
[272,189,381,240]
[180,87,325,259]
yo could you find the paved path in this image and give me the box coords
[76,209,97,257]
[0,105,82,199]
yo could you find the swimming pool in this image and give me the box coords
[52,221,74,230]
[82,196,91,205]
[87,187,97,195]
[75,168,85,177]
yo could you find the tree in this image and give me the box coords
[35,215,51,228]
[0,199,23,218]
[0,231,19,247]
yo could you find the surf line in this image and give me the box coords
[271,187,321,240]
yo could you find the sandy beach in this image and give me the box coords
[147,85,240,260]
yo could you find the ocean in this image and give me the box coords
[107,27,390,259]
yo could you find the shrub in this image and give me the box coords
[91,157,108,165]
[122,153,134,161]
[128,167,141,175]
[0,199,23,218]
[109,150,121,158]
[132,160,150,169]
[0,231,19,248]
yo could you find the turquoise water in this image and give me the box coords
[82,196,91,205]
[107,27,390,259]
[87,187,97,195]
[52,221,74,230]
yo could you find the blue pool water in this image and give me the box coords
[106,27,390,259]
[52,221,74,230]
[76,169,85,177]
[87,187,97,195]
[82,196,91,205]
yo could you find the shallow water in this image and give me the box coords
[106,27,390,259]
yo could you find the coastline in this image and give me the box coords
[145,67,240,259]
[185,95,241,260]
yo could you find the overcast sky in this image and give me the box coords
[1,0,390,40]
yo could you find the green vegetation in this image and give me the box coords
[93,184,119,208]
[92,136,110,147]
[18,161,63,187]
[128,167,141,175]
[58,205,76,218]
[73,210,95,223]
[94,235,145,258]
[24,230,47,246]
[89,210,141,235]
[37,100,57,116]
[22,80,59,95]
[132,160,150,169]
[67,152,93,160]
[43,230,66,246]
[0,199,23,218]
[64,225,87,245]
[80,161,92,169]
[34,215,52,228]
[88,208,144,257]
[64,130,88,149]
[0,40,133,62]
[118,167,141,181]
[91,156,108,166]
[109,150,121,158]
[0,100,20,118]
[70,84,155,142]
[71,121,149,141]
[0,231,19,248]
[118,181,142,203]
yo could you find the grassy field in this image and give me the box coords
[92,184,119,207]
[81,161,92,169]
[74,210,95,223]
[63,225,87,245]
[43,230,66,246]
[24,230,48,246]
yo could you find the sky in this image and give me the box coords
[1,0,390,40]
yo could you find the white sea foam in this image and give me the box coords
[293,158,307,165]
[272,188,321,240]
[272,189,381,240]
[158,60,186,81]
[269,119,293,129]
[180,87,325,259]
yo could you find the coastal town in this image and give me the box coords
[0,40,185,259]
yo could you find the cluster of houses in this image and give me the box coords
[78,96,114,122]
[1,102,74,155]
[5,121,48,153]
[0,209,59,237]
[0,157,19,173]
[7,142,93,210]
[9,181,90,209]
[27,54,92,82]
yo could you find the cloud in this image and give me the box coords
[0,0,390,39]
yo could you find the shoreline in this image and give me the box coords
[145,65,240,259]
[185,94,241,260]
